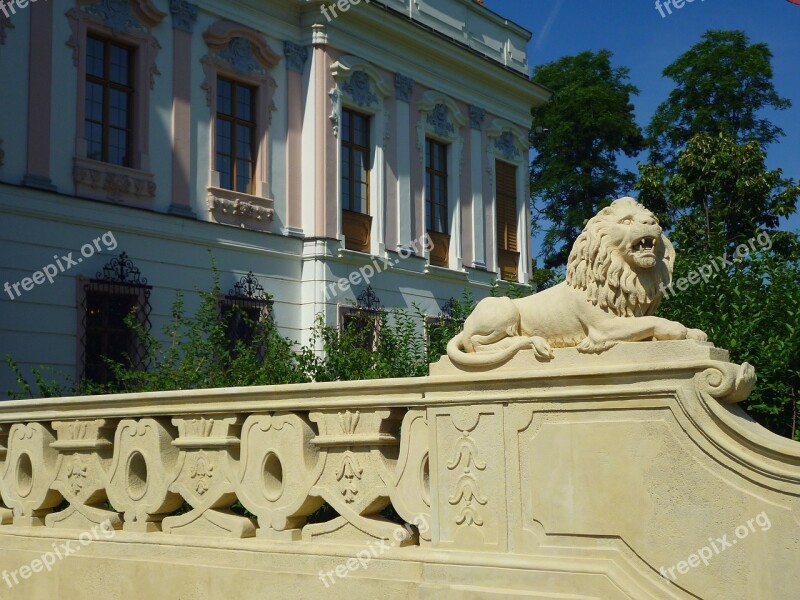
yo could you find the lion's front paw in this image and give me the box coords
[685,328,708,342]
[577,336,617,354]
[529,336,554,360]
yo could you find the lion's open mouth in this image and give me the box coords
[632,236,657,253]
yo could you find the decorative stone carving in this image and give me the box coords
[469,105,485,130]
[343,70,378,108]
[445,197,715,369]
[427,103,455,138]
[73,162,157,202]
[106,419,183,532]
[395,73,413,102]
[169,0,197,33]
[46,419,121,530]
[495,130,520,161]
[283,41,308,73]
[0,423,62,526]
[236,413,323,540]
[162,416,254,538]
[304,408,413,544]
[207,188,275,232]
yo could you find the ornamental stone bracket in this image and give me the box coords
[206,187,275,232]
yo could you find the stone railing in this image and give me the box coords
[0,340,798,599]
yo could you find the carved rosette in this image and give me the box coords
[161,416,253,537]
[106,419,183,532]
[0,423,62,526]
[236,413,323,540]
[46,419,121,529]
[304,409,413,543]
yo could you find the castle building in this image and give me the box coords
[0,0,548,391]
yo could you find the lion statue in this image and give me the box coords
[446,197,707,367]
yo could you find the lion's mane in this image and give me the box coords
[565,199,674,318]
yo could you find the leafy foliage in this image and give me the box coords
[638,133,800,254]
[530,50,644,268]
[657,237,800,440]
[647,30,791,168]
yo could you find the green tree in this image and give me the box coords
[638,133,799,254]
[647,30,791,169]
[530,50,644,268]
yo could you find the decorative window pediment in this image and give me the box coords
[79,0,166,33]
[486,119,528,163]
[67,0,164,89]
[330,56,391,136]
[418,92,467,142]
[201,21,281,106]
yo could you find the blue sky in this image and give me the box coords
[484,0,800,234]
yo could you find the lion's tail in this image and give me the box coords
[446,333,542,368]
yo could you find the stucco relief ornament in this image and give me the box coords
[446,197,712,367]
[85,0,146,33]
[427,103,455,138]
[217,38,267,76]
[495,131,520,161]
[343,71,378,108]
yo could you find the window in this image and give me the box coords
[426,138,449,267]
[496,160,519,281]
[341,108,372,253]
[216,78,256,193]
[338,286,382,351]
[219,272,271,355]
[79,253,151,385]
[84,35,134,167]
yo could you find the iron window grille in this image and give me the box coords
[79,252,151,384]
[338,286,383,352]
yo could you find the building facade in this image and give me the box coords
[0,0,548,391]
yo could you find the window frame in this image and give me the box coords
[495,159,520,282]
[215,77,258,194]
[67,5,163,205]
[84,34,135,167]
[201,21,280,231]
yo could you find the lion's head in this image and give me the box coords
[566,197,674,318]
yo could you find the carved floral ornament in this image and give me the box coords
[329,56,391,136]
